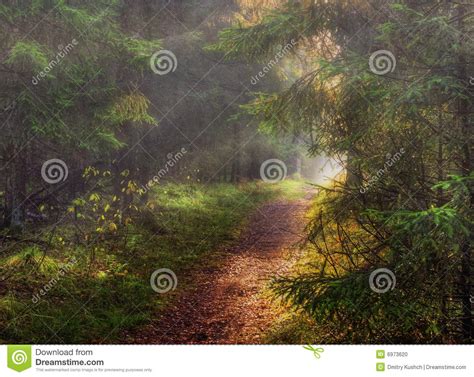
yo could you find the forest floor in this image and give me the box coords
[124,187,315,344]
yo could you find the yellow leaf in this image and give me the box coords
[89,193,100,202]
[147,202,155,209]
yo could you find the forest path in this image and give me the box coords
[126,187,315,344]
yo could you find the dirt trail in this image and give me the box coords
[126,189,314,344]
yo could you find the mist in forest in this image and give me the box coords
[0,0,472,346]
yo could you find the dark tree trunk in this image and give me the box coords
[230,123,241,182]
[4,144,27,229]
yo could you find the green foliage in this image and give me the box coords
[122,37,162,67]
[208,3,303,62]
[5,41,50,72]
[102,91,158,126]
[0,181,297,343]
[215,0,473,343]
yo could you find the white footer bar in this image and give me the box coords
[1,345,472,376]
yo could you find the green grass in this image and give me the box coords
[264,312,322,344]
[0,180,306,344]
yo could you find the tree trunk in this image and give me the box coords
[230,123,241,182]
[4,144,27,229]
